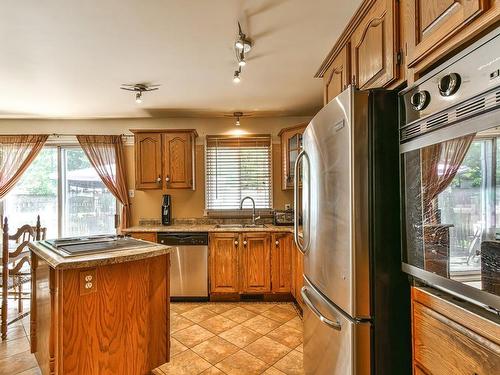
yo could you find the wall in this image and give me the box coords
[0,116,310,226]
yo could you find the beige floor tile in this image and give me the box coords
[244,336,292,365]
[171,338,189,356]
[171,315,195,333]
[242,315,282,335]
[4,325,28,342]
[0,336,30,360]
[261,306,297,323]
[221,306,257,323]
[200,367,226,375]
[17,367,42,375]
[0,350,38,375]
[266,325,303,349]
[172,325,215,348]
[171,303,201,313]
[240,302,276,314]
[294,344,303,353]
[181,306,218,323]
[199,315,239,335]
[263,367,287,375]
[155,349,212,375]
[274,350,304,375]
[215,350,269,375]
[284,317,303,332]
[205,303,238,314]
[218,325,261,348]
[191,336,239,364]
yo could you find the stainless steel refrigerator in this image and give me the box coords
[294,86,410,375]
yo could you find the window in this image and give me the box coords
[2,146,117,239]
[205,135,272,211]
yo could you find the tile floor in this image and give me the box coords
[155,302,304,375]
[1,301,304,375]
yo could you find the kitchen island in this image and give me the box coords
[28,237,172,375]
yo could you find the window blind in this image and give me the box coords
[205,135,272,210]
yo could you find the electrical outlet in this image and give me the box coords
[80,269,97,295]
[128,189,135,198]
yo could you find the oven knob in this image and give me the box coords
[438,73,461,97]
[410,91,430,111]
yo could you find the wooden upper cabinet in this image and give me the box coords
[163,132,194,189]
[279,123,307,191]
[405,0,487,68]
[134,133,162,190]
[240,233,271,293]
[323,44,351,104]
[351,0,398,89]
[209,233,239,294]
[271,234,292,293]
[131,129,197,190]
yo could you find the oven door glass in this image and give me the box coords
[403,130,500,298]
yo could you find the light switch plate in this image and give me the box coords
[128,189,135,198]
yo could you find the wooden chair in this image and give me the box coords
[1,215,44,340]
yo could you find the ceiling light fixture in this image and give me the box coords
[233,68,241,83]
[232,22,252,83]
[120,83,160,104]
[234,112,243,126]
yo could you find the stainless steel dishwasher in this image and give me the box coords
[157,232,208,299]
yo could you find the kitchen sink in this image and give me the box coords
[214,224,267,229]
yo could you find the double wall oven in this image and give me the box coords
[400,29,500,311]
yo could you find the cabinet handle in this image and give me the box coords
[275,240,279,246]
[165,175,170,183]
[243,240,247,246]
[234,240,239,246]
[156,175,161,183]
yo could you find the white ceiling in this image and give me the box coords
[0,0,361,119]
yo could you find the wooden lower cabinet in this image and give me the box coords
[128,232,157,242]
[411,287,500,374]
[271,234,292,293]
[240,233,271,293]
[209,233,239,293]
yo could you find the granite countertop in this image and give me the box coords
[122,224,296,233]
[28,239,172,270]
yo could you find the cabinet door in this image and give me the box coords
[209,233,240,293]
[351,0,398,89]
[294,243,304,308]
[240,233,271,293]
[271,234,292,293]
[135,133,162,190]
[163,132,194,189]
[281,125,306,190]
[406,0,486,68]
[323,44,350,105]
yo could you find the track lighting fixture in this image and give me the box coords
[233,68,241,83]
[231,22,252,83]
[120,83,160,104]
[234,112,243,126]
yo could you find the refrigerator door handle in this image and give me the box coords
[294,149,310,255]
[301,286,342,331]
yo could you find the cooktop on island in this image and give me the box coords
[41,235,153,257]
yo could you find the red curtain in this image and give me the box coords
[0,135,48,199]
[77,135,130,231]
[421,134,475,224]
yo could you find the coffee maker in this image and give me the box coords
[162,194,171,225]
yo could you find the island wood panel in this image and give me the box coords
[209,233,240,294]
[411,287,500,374]
[128,232,157,243]
[351,0,398,89]
[32,253,169,375]
[323,44,350,104]
[240,233,271,293]
[405,0,487,68]
[163,132,194,189]
[134,133,162,190]
[271,233,292,293]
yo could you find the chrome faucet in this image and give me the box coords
[240,196,260,225]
